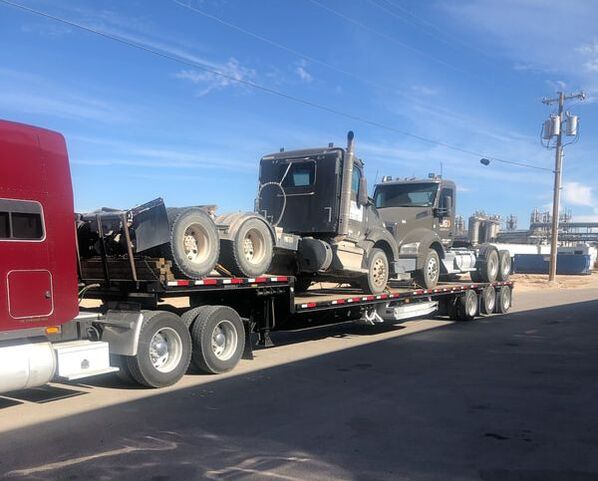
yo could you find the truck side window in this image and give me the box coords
[282,161,316,188]
[0,199,45,241]
[12,212,44,239]
[0,212,9,238]
[351,167,362,201]
[440,188,453,209]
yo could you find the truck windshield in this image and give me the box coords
[374,183,438,208]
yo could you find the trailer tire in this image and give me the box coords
[497,250,512,281]
[456,290,478,321]
[190,306,245,374]
[496,286,512,313]
[220,217,274,277]
[413,248,440,289]
[125,311,192,388]
[480,286,496,315]
[163,208,220,279]
[359,248,389,294]
[474,245,499,283]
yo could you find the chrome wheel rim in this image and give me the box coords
[484,289,495,312]
[427,255,439,282]
[211,320,238,361]
[488,254,499,278]
[149,327,183,373]
[372,257,387,288]
[183,223,210,265]
[242,228,266,264]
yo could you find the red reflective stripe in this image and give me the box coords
[276,276,289,282]
[177,280,190,286]
[306,302,317,308]
[255,277,267,283]
[203,279,218,285]
[231,278,243,284]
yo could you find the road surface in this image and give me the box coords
[1,288,597,480]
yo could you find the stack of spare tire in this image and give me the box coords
[162,208,274,279]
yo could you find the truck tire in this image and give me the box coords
[110,354,135,384]
[359,248,389,295]
[413,248,440,290]
[163,208,220,279]
[126,311,192,388]
[497,250,512,281]
[294,276,313,293]
[496,286,512,313]
[190,306,245,374]
[480,285,496,315]
[220,217,274,277]
[473,245,499,283]
[456,290,478,321]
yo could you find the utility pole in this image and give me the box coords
[541,90,585,282]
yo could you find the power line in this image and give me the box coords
[169,0,465,118]
[380,0,492,59]
[0,0,548,172]
[307,0,473,78]
[368,0,494,62]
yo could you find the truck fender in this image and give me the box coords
[358,227,400,262]
[99,310,144,356]
[398,228,446,269]
[215,212,276,243]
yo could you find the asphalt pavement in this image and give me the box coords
[0,287,597,481]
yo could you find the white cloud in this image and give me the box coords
[410,85,439,96]
[562,181,594,207]
[443,1,598,94]
[174,58,256,96]
[294,60,313,83]
[295,66,313,83]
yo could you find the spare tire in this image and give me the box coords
[474,244,499,283]
[497,250,512,281]
[163,208,220,279]
[220,217,274,277]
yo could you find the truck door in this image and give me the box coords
[1,199,53,320]
[347,164,365,240]
[438,186,454,247]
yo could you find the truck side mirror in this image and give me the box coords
[358,177,369,206]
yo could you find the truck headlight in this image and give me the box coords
[400,242,420,255]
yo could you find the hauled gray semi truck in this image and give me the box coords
[373,175,512,289]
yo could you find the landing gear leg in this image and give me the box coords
[257,297,275,347]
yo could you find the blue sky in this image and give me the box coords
[1,0,597,228]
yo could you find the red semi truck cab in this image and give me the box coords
[0,120,79,333]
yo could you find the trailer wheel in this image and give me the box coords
[496,286,512,313]
[360,248,389,294]
[480,286,496,315]
[220,217,274,277]
[456,290,478,321]
[190,306,245,374]
[164,208,220,279]
[126,311,192,388]
[413,248,440,289]
[497,250,512,281]
[474,245,499,283]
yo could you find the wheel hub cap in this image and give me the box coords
[372,258,386,286]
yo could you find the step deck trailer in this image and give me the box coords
[64,275,515,385]
[1,272,513,393]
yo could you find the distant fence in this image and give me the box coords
[514,254,592,275]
